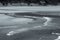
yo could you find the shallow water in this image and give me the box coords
[0,14,60,40]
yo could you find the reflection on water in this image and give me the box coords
[43,17,52,26]
[0,14,60,40]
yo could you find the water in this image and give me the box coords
[0,14,60,40]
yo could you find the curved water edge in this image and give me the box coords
[6,17,52,36]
